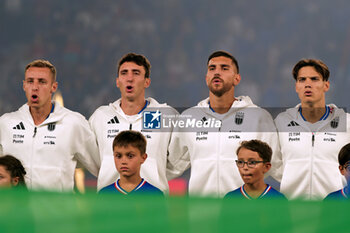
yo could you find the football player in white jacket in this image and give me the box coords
[167,51,280,197]
[0,59,100,192]
[90,53,177,192]
[275,59,350,200]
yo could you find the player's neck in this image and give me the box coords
[300,102,326,123]
[119,175,143,192]
[244,182,267,199]
[209,91,236,114]
[120,97,147,115]
[29,102,53,126]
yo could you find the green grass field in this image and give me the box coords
[0,189,347,233]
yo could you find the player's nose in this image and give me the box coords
[304,78,312,86]
[32,81,39,90]
[125,73,135,81]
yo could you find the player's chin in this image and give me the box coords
[125,95,136,101]
[28,101,39,107]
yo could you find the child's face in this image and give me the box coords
[113,145,147,178]
[339,161,350,180]
[236,148,271,185]
[0,165,14,187]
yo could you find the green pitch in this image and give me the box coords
[0,189,347,233]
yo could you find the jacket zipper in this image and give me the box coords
[310,132,315,198]
[33,127,37,138]
[217,120,222,197]
[31,126,38,188]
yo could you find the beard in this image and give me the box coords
[208,81,232,97]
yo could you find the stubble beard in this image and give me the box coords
[208,82,232,97]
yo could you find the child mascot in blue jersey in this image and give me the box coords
[225,140,285,200]
[99,130,162,195]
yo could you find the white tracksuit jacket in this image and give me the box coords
[167,96,280,197]
[0,102,100,191]
[275,104,350,200]
[89,97,177,192]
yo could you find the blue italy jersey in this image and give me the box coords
[324,186,348,200]
[225,185,286,200]
[99,178,163,195]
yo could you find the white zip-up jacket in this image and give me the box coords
[89,97,177,192]
[166,96,280,197]
[0,102,100,191]
[275,104,350,200]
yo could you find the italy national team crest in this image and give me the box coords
[235,112,244,125]
[330,117,339,129]
[47,123,56,131]
[143,110,161,129]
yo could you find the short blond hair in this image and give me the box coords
[25,59,57,82]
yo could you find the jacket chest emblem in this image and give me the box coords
[330,117,339,129]
[48,123,56,131]
[234,112,244,125]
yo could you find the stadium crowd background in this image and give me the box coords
[1,0,350,118]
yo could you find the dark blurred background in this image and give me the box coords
[1,0,350,117]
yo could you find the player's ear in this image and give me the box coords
[51,81,58,94]
[233,74,241,86]
[144,78,151,88]
[116,77,120,88]
[323,80,330,93]
[205,74,210,87]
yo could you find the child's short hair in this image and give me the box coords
[112,130,147,154]
[0,155,27,187]
[338,143,350,166]
[236,140,272,162]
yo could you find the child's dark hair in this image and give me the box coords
[112,130,147,154]
[0,155,27,187]
[338,143,350,166]
[236,140,272,162]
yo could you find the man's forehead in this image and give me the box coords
[297,66,321,77]
[25,67,52,78]
[208,56,233,65]
[119,62,144,71]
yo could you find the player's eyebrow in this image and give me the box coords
[221,64,230,68]
[120,68,141,73]
[298,75,319,79]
